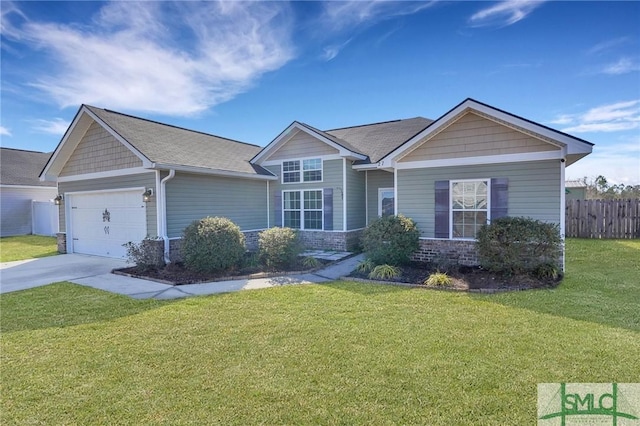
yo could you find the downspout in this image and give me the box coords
[160,169,176,264]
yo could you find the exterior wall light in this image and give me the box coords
[142,188,154,203]
[54,194,64,205]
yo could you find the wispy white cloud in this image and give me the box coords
[554,100,640,133]
[0,126,12,136]
[31,118,70,135]
[3,1,294,116]
[321,38,352,61]
[586,37,630,55]
[469,0,546,27]
[316,1,435,59]
[601,57,640,75]
[321,1,435,33]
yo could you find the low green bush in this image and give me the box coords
[182,217,246,274]
[258,227,303,270]
[361,214,420,266]
[476,216,561,276]
[123,238,164,272]
[368,264,400,280]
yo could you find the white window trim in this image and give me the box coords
[281,158,324,184]
[282,189,324,230]
[378,187,395,217]
[449,178,491,240]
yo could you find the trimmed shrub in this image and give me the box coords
[361,214,420,266]
[476,216,562,276]
[258,227,303,270]
[182,217,246,274]
[369,264,400,280]
[123,237,164,272]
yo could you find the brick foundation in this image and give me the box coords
[56,232,67,254]
[297,229,363,252]
[411,239,479,266]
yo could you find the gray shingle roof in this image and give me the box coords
[1,148,55,186]
[85,106,270,176]
[325,117,433,163]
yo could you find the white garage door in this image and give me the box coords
[69,190,147,258]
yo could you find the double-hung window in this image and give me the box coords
[283,190,323,230]
[451,180,489,239]
[282,159,322,183]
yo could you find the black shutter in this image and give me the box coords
[434,180,449,239]
[323,188,333,231]
[491,178,508,221]
[274,192,282,227]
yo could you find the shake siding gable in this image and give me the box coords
[399,112,559,163]
[366,170,394,224]
[264,130,340,161]
[60,121,143,176]
[397,160,560,238]
[58,173,157,236]
[165,173,268,237]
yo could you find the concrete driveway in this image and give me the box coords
[0,254,128,294]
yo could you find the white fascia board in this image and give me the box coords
[151,163,278,180]
[396,150,563,170]
[0,184,57,190]
[57,167,153,182]
[40,108,92,181]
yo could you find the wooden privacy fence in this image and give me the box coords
[565,199,640,239]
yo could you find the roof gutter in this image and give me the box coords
[159,169,175,264]
[151,163,277,180]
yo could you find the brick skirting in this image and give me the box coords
[411,239,479,266]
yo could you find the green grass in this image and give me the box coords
[0,235,58,262]
[1,239,638,425]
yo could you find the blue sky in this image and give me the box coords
[1,1,639,184]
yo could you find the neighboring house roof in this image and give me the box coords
[1,148,55,187]
[325,117,433,164]
[566,179,587,188]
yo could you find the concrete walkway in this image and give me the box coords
[0,253,365,300]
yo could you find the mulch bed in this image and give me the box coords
[114,258,332,285]
[348,261,562,292]
[115,257,560,292]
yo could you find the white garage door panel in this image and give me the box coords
[70,190,147,258]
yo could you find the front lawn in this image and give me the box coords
[0,235,58,262]
[1,239,638,424]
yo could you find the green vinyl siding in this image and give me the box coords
[165,173,268,238]
[397,160,561,238]
[266,158,344,231]
[346,164,366,230]
[366,170,394,224]
[58,173,157,236]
